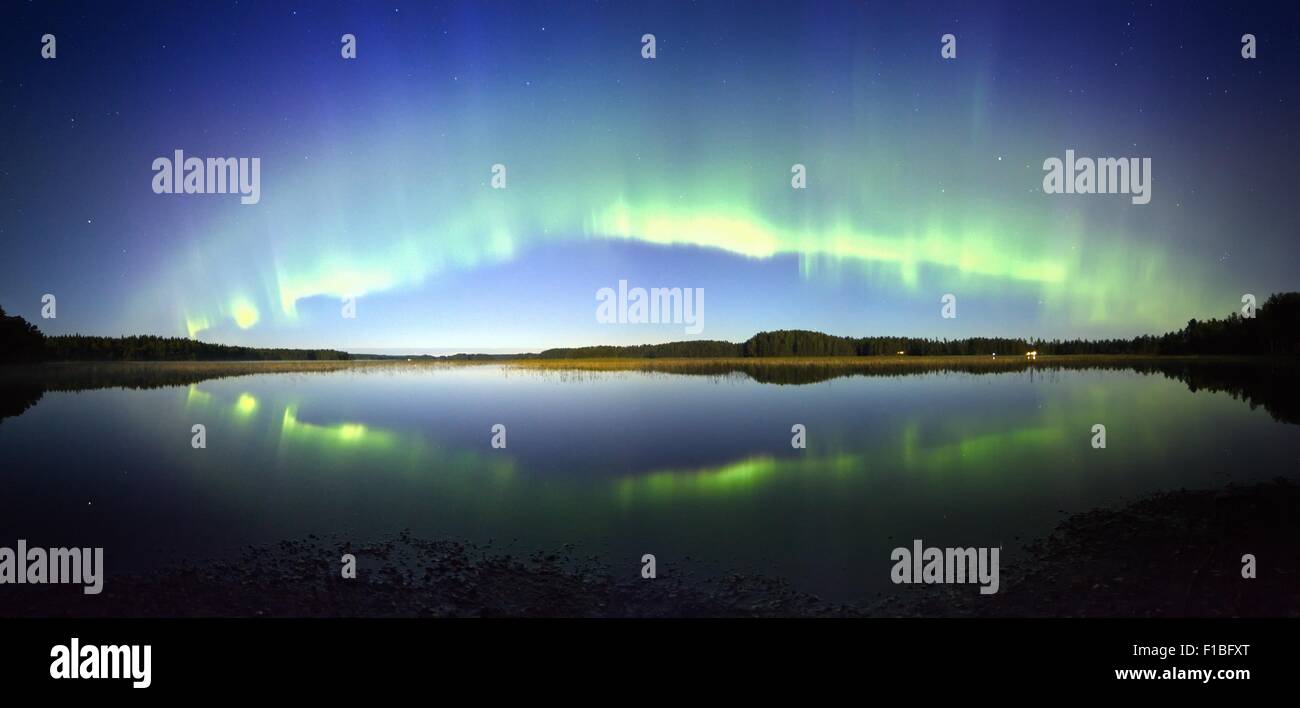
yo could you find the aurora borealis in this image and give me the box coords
[2,1,1297,351]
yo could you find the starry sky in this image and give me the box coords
[1,1,1297,352]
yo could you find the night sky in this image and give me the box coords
[1,1,1297,352]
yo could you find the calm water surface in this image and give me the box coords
[2,364,1296,600]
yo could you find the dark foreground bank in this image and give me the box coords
[6,480,1297,618]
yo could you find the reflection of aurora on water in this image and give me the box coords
[183,384,509,472]
[169,358,1299,508]
[2,362,1297,601]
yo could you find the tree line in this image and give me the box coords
[2,293,1297,363]
[536,292,1300,358]
[0,308,348,362]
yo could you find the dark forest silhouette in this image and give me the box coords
[538,292,1300,359]
[0,307,347,362]
[1,293,1298,363]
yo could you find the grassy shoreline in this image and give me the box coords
[5,353,1292,370]
[507,353,1268,370]
[1,354,1294,388]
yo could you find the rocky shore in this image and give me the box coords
[7,481,1297,618]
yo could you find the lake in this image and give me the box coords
[1,360,1297,604]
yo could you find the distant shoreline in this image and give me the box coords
[6,292,1298,363]
[3,353,1297,372]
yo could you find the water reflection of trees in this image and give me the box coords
[1,358,1298,425]
[0,383,43,421]
[0,362,352,423]
[525,358,1300,425]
